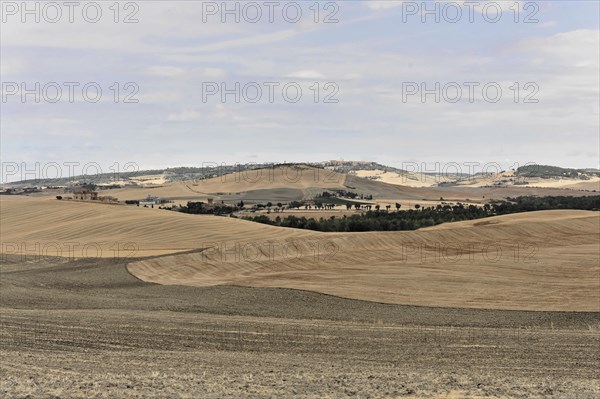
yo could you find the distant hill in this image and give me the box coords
[319,161,469,177]
[3,162,599,195]
[516,164,600,179]
[3,163,317,187]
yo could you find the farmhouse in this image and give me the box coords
[73,189,98,201]
[139,195,169,206]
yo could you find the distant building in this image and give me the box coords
[139,195,169,206]
[73,189,98,201]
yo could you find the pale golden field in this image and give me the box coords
[2,195,598,311]
[353,168,600,191]
[353,169,457,187]
[108,164,348,201]
[0,196,311,258]
[128,210,600,312]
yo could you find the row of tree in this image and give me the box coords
[491,196,600,213]
[242,196,600,232]
[320,190,362,199]
[179,201,240,215]
[343,203,403,211]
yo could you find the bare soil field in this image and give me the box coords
[1,256,599,398]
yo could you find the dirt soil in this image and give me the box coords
[1,255,599,398]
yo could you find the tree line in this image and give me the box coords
[241,196,600,232]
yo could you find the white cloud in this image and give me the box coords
[366,1,406,10]
[195,68,227,79]
[167,109,200,122]
[287,70,326,79]
[343,73,362,80]
[144,66,226,78]
[0,57,27,77]
[145,66,186,77]
[540,21,558,29]
[516,29,600,68]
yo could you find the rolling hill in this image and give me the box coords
[0,195,312,258]
[56,164,600,204]
[127,210,599,312]
[1,195,597,311]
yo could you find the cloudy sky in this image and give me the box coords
[1,0,599,179]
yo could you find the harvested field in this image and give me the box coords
[2,196,598,311]
[129,210,600,311]
[0,196,312,258]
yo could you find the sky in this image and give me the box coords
[1,0,599,181]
